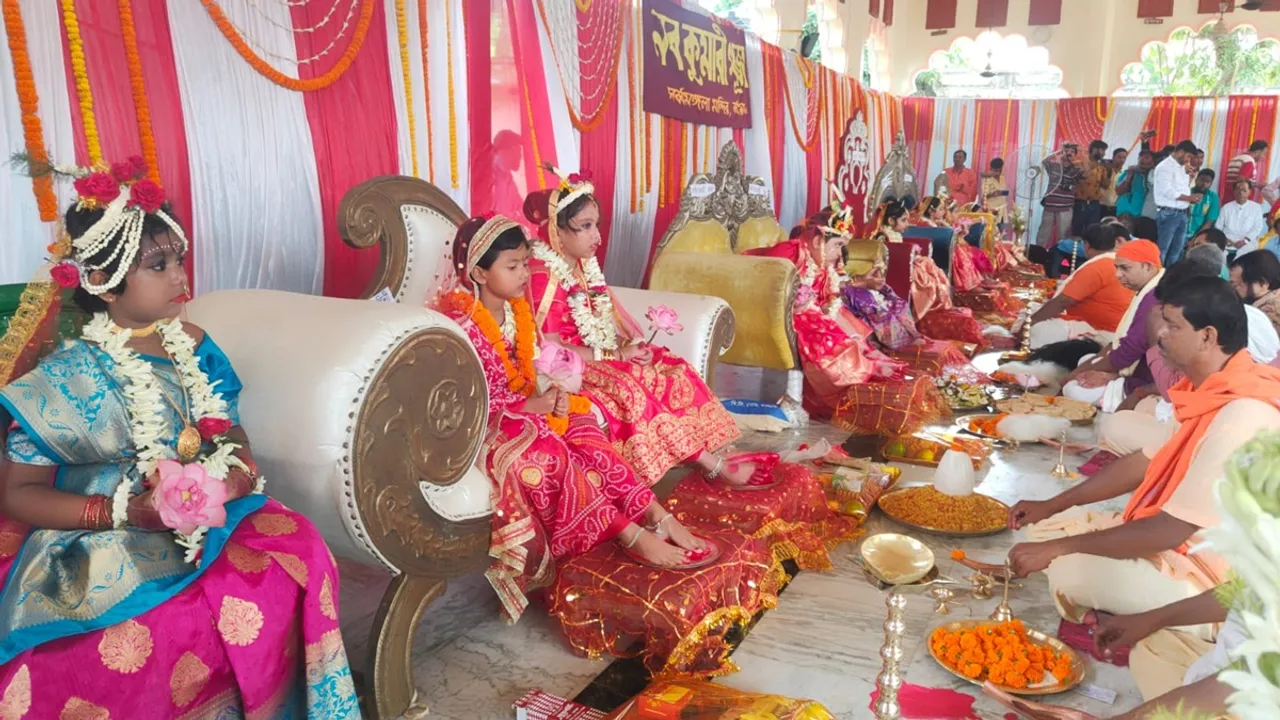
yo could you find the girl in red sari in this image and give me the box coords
[435,215,710,621]
[874,200,989,347]
[744,207,947,434]
[523,174,768,488]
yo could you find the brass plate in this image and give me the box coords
[877,486,1010,538]
[928,619,1087,696]
[860,533,936,585]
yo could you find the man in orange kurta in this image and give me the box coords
[1006,276,1280,639]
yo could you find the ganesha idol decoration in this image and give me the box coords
[834,110,872,238]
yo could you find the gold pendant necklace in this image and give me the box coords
[155,346,202,462]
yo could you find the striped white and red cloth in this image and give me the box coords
[513,690,607,720]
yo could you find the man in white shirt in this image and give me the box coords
[1217,179,1268,255]
[1153,140,1203,266]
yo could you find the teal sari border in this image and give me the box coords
[0,494,267,664]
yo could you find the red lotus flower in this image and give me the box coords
[73,172,121,206]
[196,417,232,441]
[128,179,166,214]
[50,261,80,289]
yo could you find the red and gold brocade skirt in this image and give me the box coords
[827,376,950,437]
[547,529,785,675]
[954,285,1025,324]
[917,308,988,348]
[582,349,740,487]
[664,463,863,572]
[882,340,972,377]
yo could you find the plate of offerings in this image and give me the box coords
[877,486,1010,537]
[880,433,992,470]
[994,395,1096,424]
[933,376,993,411]
[860,533,936,585]
[928,619,1085,696]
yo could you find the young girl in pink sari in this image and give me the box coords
[523,174,771,487]
[435,215,713,621]
[0,161,357,718]
[745,208,948,435]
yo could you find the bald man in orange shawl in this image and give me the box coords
[1005,276,1280,641]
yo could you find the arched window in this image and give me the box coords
[1116,21,1280,96]
[911,31,1067,99]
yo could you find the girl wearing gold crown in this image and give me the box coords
[0,159,358,718]
[434,214,717,621]
[522,172,772,488]
[744,204,948,435]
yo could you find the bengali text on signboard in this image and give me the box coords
[642,0,752,128]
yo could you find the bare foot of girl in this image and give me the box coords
[695,451,757,486]
[658,515,707,552]
[630,530,690,567]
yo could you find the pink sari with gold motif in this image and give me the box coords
[528,260,739,487]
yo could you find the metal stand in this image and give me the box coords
[873,589,908,720]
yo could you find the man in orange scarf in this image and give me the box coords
[1007,276,1280,641]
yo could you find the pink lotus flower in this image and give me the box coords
[534,339,584,393]
[645,305,683,335]
[154,460,228,536]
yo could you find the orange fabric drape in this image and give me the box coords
[903,97,935,194]
[1146,96,1196,150]
[1124,352,1280,523]
[1054,97,1106,149]
[1219,96,1278,198]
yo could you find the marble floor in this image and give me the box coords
[334,379,1143,719]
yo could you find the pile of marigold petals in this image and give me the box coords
[930,619,1074,689]
[967,413,1007,438]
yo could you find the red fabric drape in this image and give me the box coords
[1146,96,1196,150]
[1054,97,1106,150]
[973,98,1019,188]
[925,0,958,29]
[61,0,194,280]
[1027,0,1062,25]
[644,117,685,287]
[467,0,495,219]
[507,0,560,202]
[1138,0,1175,17]
[884,0,895,25]
[1219,96,1278,197]
[577,1,622,262]
[294,0,399,298]
[869,0,880,18]
[761,43,786,218]
[1198,0,1231,12]
[902,97,935,196]
[976,0,1009,28]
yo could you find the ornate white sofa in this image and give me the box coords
[337,175,736,382]
[187,290,489,719]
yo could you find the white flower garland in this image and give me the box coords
[531,241,619,359]
[797,251,845,319]
[82,314,260,563]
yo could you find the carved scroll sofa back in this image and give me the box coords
[186,289,491,577]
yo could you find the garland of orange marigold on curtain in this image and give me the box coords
[3,0,57,221]
[201,0,375,92]
[394,0,419,177]
[117,0,160,183]
[417,0,435,183]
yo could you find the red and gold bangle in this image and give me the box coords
[80,494,112,530]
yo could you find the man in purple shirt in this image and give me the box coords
[1063,239,1164,393]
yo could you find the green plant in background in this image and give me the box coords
[1118,24,1280,96]
[708,0,750,32]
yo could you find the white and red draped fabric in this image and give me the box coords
[5,0,1280,294]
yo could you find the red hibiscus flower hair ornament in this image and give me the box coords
[57,157,189,296]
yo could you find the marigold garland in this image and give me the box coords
[439,290,587,434]
[61,0,101,167]
[394,0,418,177]
[444,0,458,188]
[202,0,375,92]
[117,0,159,183]
[1094,96,1112,124]
[3,0,57,221]
[417,0,435,183]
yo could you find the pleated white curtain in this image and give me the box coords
[926,99,976,198]
[383,0,471,212]
[0,0,77,285]
[741,34,772,200]
[537,3,580,176]
[1101,97,1153,168]
[1191,97,1229,172]
[167,1,325,296]
[778,52,809,230]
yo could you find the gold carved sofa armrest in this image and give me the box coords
[650,252,798,370]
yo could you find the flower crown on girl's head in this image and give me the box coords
[13,153,188,295]
[547,165,595,213]
[820,182,855,239]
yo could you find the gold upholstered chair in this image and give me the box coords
[649,143,799,374]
